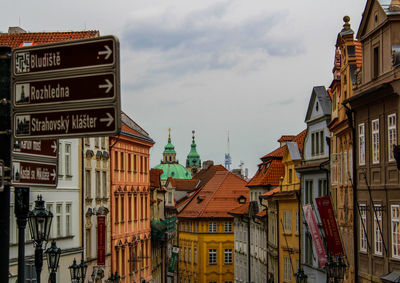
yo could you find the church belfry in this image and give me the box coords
[186,130,201,174]
[162,128,177,164]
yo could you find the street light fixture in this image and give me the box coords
[69,258,80,283]
[45,240,61,283]
[79,259,88,283]
[295,268,308,283]
[106,271,121,283]
[28,195,53,283]
[326,256,347,283]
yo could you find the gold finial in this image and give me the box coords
[343,15,351,30]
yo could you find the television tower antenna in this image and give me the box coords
[224,130,232,171]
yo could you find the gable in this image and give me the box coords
[357,0,389,40]
[304,86,331,122]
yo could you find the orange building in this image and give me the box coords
[110,112,155,283]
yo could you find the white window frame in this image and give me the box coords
[360,204,367,252]
[96,170,101,198]
[56,203,63,237]
[65,143,72,176]
[392,205,400,259]
[224,249,233,265]
[102,171,107,199]
[388,114,397,162]
[208,249,217,265]
[372,119,380,164]
[374,205,383,255]
[284,256,292,281]
[359,123,366,165]
[283,211,291,232]
[194,248,197,264]
[224,222,232,233]
[65,202,72,236]
[209,222,217,233]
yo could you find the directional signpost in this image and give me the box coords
[11,35,121,139]
[11,35,121,188]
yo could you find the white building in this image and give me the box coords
[9,138,82,283]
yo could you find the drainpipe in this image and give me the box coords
[81,138,85,260]
[343,103,358,282]
[259,196,269,282]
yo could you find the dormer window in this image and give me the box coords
[19,41,34,47]
[316,102,319,112]
[311,130,324,156]
[373,46,380,79]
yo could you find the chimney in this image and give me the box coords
[390,0,400,11]
[202,160,214,170]
[8,27,27,34]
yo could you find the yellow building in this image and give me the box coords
[178,165,249,283]
[273,130,306,282]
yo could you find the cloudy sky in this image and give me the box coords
[2,0,366,176]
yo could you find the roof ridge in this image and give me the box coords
[197,171,229,217]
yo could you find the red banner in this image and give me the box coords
[97,215,106,266]
[316,196,344,256]
[303,204,328,267]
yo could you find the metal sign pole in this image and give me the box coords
[0,46,12,283]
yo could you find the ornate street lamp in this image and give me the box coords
[69,258,80,283]
[326,256,347,282]
[45,240,61,283]
[28,195,53,283]
[79,259,88,283]
[106,271,121,283]
[295,268,308,283]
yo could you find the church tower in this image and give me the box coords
[186,130,201,174]
[162,128,177,164]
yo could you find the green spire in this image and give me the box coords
[163,128,176,154]
[186,130,201,167]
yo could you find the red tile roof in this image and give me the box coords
[167,178,200,191]
[260,187,280,198]
[229,203,249,215]
[278,135,295,142]
[247,159,284,187]
[178,171,249,219]
[261,146,285,161]
[0,30,99,49]
[355,41,362,70]
[192,165,227,189]
[292,129,307,156]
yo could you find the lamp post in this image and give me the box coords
[45,240,61,283]
[27,195,53,283]
[295,268,308,283]
[326,256,347,283]
[106,271,121,283]
[69,258,88,283]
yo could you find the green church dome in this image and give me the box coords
[186,130,201,167]
[154,163,192,180]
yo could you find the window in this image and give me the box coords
[58,142,63,176]
[388,114,397,162]
[114,151,118,170]
[373,46,379,78]
[85,170,91,198]
[224,249,232,264]
[209,222,217,233]
[184,248,187,262]
[360,204,367,252]
[95,137,99,148]
[128,195,132,221]
[224,222,232,233]
[102,171,107,198]
[343,151,348,185]
[96,170,101,197]
[284,257,292,281]
[194,248,197,264]
[208,249,217,265]
[25,260,37,283]
[311,130,324,156]
[86,228,91,258]
[128,154,132,171]
[66,203,72,236]
[305,180,313,204]
[374,205,383,255]
[65,143,71,176]
[121,195,125,221]
[189,248,191,263]
[305,232,313,265]
[392,205,400,258]
[46,203,54,238]
[359,123,365,165]
[283,211,291,232]
[134,155,137,172]
[289,168,293,184]
[56,203,62,237]
[101,137,106,149]
[372,119,380,164]
[318,179,328,197]
[295,211,299,233]
[115,196,119,223]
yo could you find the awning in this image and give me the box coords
[381,271,400,283]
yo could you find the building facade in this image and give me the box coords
[110,112,154,283]
[296,86,331,283]
[178,166,248,283]
[344,1,400,281]
[328,16,362,283]
[83,136,111,281]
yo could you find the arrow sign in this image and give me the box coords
[12,160,58,187]
[98,79,113,93]
[98,45,112,60]
[100,112,114,127]
[13,36,118,76]
[51,140,57,153]
[14,106,118,139]
[13,139,58,158]
[13,73,115,107]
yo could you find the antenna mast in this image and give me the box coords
[224,130,232,171]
